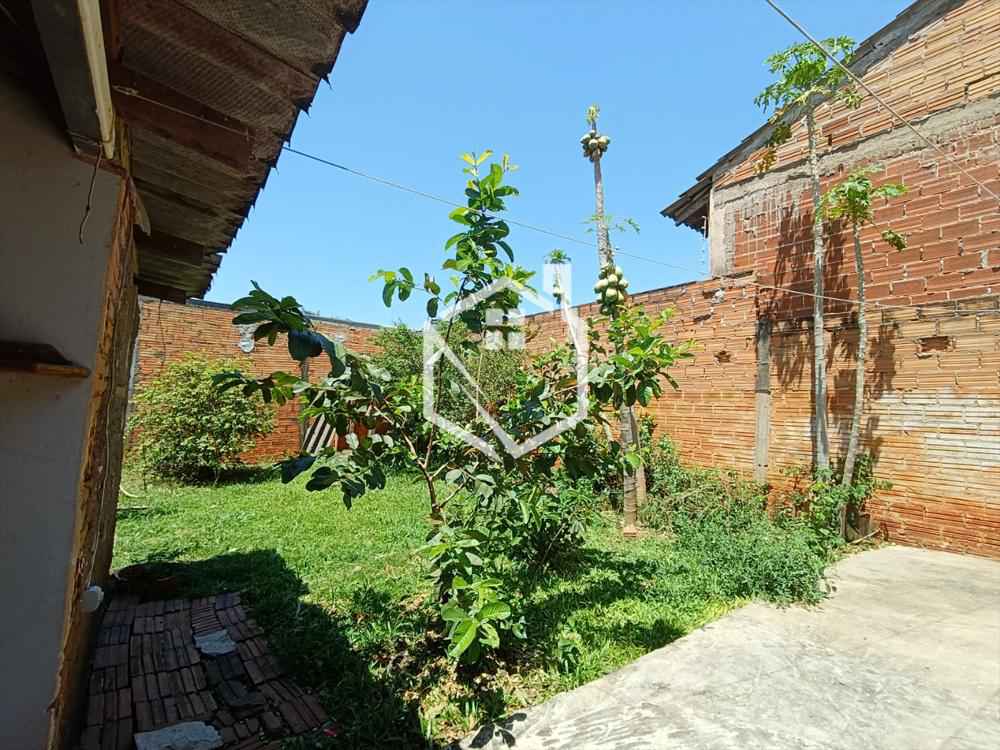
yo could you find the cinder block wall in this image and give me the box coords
[133,299,380,462]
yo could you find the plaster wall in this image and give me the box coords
[0,73,124,748]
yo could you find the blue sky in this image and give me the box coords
[209,0,909,326]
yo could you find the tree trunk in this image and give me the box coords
[619,403,639,535]
[841,222,866,492]
[593,151,640,536]
[806,111,829,472]
[593,158,613,269]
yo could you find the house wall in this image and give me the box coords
[0,73,132,749]
[700,0,1000,556]
[133,299,381,462]
[630,0,1000,557]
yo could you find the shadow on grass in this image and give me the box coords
[120,549,441,749]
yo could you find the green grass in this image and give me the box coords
[114,472,743,747]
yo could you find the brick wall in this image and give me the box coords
[133,299,380,462]
[528,3,1000,557]
[528,276,761,472]
[715,0,1000,191]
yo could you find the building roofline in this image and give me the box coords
[661,0,966,231]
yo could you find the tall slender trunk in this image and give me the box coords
[841,221,866,491]
[593,159,613,268]
[806,111,829,472]
[593,151,640,535]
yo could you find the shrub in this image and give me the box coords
[369,321,526,423]
[128,355,275,481]
[640,435,828,603]
[782,452,889,550]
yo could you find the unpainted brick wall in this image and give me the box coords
[529,275,761,472]
[133,300,380,462]
[715,0,1000,190]
[713,116,1000,557]
[728,116,1000,317]
[651,0,1000,557]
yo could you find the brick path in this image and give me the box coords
[77,592,329,749]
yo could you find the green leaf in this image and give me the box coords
[279,455,316,484]
[231,312,267,325]
[448,207,471,225]
[426,297,439,319]
[448,619,478,660]
[305,467,338,491]
[441,603,466,623]
[382,282,396,307]
[638,384,653,406]
[479,622,500,648]
[478,601,511,621]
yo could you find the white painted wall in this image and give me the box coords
[0,74,122,748]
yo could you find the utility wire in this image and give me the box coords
[280,147,932,314]
[282,146,594,248]
[764,0,1000,202]
[114,86,949,315]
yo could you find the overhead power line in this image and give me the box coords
[763,0,1000,202]
[116,85,948,316]
[280,146,932,314]
[281,146,594,248]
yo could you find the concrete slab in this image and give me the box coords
[462,546,1000,750]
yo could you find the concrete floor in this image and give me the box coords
[462,546,1000,750]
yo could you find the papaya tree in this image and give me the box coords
[822,167,906,500]
[755,38,859,472]
[215,151,690,662]
[580,104,646,535]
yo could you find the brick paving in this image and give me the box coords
[77,592,329,749]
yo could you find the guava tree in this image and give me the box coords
[580,104,647,535]
[822,168,906,499]
[755,38,858,472]
[216,151,690,662]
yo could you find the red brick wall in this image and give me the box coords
[716,0,1000,191]
[717,114,1000,557]
[528,276,761,472]
[133,299,379,462]
[528,3,1000,557]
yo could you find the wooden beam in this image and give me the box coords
[136,279,187,304]
[110,65,254,173]
[31,1,104,153]
[136,232,211,267]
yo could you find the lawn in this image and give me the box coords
[113,471,741,747]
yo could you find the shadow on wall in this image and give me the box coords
[113,549,437,748]
[762,209,896,470]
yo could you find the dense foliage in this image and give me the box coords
[639,434,828,603]
[128,355,274,481]
[216,151,691,663]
